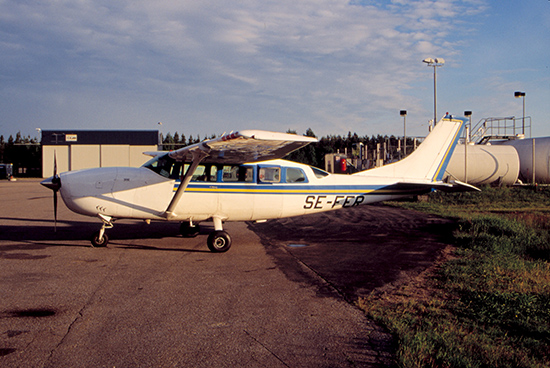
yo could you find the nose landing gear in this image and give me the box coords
[91,214,113,247]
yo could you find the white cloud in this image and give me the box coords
[0,0,508,138]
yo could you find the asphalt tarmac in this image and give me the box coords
[1,179,453,367]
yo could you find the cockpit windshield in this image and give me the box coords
[142,154,181,179]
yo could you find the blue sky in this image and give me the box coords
[0,0,548,141]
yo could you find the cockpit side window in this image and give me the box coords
[222,165,239,182]
[182,164,218,182]
[222,165,254,182]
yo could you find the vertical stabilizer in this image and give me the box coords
[354,115,465,181]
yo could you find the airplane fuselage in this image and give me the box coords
[57,158,423,224]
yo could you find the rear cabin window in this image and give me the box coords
[285,168,307,183]
[311,166,330,179]
[258,167,280,183]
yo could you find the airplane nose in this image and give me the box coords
[41,175,61,191]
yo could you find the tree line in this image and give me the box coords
[161,127,418,169]
[0,133,41,177]
[0,128,418,177]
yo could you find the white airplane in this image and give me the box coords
[41,115,477,252]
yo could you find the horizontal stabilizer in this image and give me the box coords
[437,179,481,192]
[384,179,479,194]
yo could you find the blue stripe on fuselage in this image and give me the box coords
[171,182,429,196]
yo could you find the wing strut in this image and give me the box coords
[164,148,210,220]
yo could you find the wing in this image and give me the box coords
[167,130,318,163]
[163,130,317,219]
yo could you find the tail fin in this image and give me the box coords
[354,115,465,182]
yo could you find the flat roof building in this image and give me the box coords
[41,130,160,178]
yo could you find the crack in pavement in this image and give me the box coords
[44,250,126,365]
[243,329,291,368]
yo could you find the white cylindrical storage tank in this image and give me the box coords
[500,138,550,184]
[446,144,519,185]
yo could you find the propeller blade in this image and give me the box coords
[53,151,57,232]
[54,188,58,232]
[54,150,57,176]
[39,151,63,232]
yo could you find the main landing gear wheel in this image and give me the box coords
[91,231,109,247]
[180,222,200,237]
[207,231,232,253]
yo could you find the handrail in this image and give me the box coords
[469,116,531,143]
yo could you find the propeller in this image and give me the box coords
[40,152,61,232]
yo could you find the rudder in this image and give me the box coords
[353,115,465,181]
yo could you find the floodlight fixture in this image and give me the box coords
[400,110,407,156]
[514,91,526,135]
[423,57,445,126]
[423,58,445,66]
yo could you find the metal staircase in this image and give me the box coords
[469,116,531,144]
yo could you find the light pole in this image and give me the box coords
[463,111,472,184]
[514,91,526,135]
[157,121,164,149]
[423,58,445,127]
[400,110,407,156]
[464,111,472,142]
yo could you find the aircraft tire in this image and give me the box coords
[91,231,109,248]
[207,231,232,253]
[180,222,200,237]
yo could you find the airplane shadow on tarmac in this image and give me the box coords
[0,217,211,252]
[1,202,457,299]
[248,203,457,302]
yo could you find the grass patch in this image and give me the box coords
[358,186,550,367]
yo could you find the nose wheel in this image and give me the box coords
[91,214,113,248]
[91,231,109,247]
